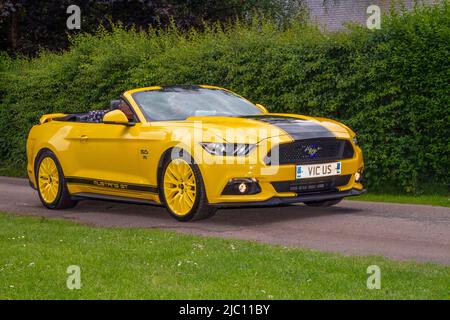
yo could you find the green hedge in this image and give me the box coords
[1,3,449,193]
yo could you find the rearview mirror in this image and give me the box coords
[256,103,269,113]
[103,110,135,126]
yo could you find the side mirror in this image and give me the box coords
[256,103,269,113]
[103,110,135,126]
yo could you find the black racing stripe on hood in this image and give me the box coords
[241,115,336,140]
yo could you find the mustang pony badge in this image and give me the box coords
[304,145,322,158]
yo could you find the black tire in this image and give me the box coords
[35,150,78,209]
[160,149,216,222]
[304,198,343,207]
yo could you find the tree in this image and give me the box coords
[0,0,305,56]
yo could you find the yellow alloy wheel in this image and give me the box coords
[38,157,60,204]
[163,158,197,216]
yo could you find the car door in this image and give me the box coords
[80,121,141,180]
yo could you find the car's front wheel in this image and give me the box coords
[160,152,216,221]
[35,150,77,209]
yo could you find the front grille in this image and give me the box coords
[265,138,354,165]
[271,175,351,194]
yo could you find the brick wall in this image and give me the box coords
[305,0,438,30]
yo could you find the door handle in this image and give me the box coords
[80,135,88,142]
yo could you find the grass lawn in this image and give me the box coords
[350,193,449,208]
[0,212,449,299]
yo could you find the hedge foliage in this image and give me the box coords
[0,3,449,193]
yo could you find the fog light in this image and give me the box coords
[222,178,261,195]
[238,183,247,193]
[355,172,361,182]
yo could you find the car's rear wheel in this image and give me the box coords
[36,150,77,209]
[304,198,342,207]
[161,151,216,221]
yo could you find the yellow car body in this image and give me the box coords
[27,85,365,221]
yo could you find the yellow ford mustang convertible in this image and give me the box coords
[27,85,365,221]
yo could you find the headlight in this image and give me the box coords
[200,142,256,156]
[352,137,358,145]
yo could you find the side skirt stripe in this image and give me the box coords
[66,177,159,194]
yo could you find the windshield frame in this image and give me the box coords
[130,86,263,122]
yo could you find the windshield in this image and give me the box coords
[132,87,263,121]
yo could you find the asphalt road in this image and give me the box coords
[0,176,449,264]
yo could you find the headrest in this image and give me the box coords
[109,100,121,110]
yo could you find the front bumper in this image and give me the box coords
[195,135,365,205]
[199,156,364,204]
[212,188,366,208]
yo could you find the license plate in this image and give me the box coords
[296,162,341,179]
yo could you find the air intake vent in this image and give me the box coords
[271,175,351,194]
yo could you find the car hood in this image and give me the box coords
[184,114,352,143]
